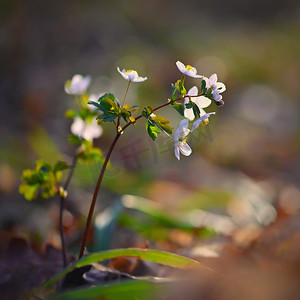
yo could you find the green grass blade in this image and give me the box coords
[49,280,160,300]
[44,248,202,287]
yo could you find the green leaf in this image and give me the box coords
[146,121,160,141]
[44,248,202,287]
[53,161,70,174]
[88,101,102,110]
[68,134,81,145]
[201,79,207,92]
[192,101,200,119]
[98,113,118,122]
[171,83,179,101]
[48,280,161,300]
[142,106,153,118]
[171,102,184,116]
[19,183,39,201]
[65,109,77,119]
[152,115,172,134]
[185,102,193,109]
[175,76,186,95]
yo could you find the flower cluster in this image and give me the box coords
[66,62,225,162]
[173,61,225,159]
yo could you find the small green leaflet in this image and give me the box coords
[146,121,160,141]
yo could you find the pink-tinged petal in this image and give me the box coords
[174,145,180,160]
[180,143,192,156]
[191,112,215,132]
[64,81,72,94]
[193,96,211,109]
[176,61,186,73]
[71,117,85,136]
[212,91,222,102]
[189,73,203,78]
[209,74,217,86]
[117,67,129,81]
[203,77,210,88]
[179,118,189,131]
[187,86,198,97]
[132,76,147,82]
[216,82,226,92]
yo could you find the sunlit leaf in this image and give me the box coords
[146,121,160,141]
[44,248,202,287]
[48,280,161,300]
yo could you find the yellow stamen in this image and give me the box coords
[186,65,194,71]
[200,119,209,126]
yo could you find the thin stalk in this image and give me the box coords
[78,133,121,258]
[59,154,78,267]
[78,92,203,258]
[117,81,131,129]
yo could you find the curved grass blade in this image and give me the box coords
[49,280,160,300]
[44,248,202,287]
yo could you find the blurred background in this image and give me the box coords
[1,0,300,270]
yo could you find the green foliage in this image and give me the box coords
[44,248,202,287]
[89,93,138,124]
[200,79,207,93]
[19,160,69,201]
[68,134,81,145]
[146,120,160,141]
[49,280,161,300]
[89,93,120,122]
[152,115,172,134]
[77,140,104,164]
[143,106,172,140]
[171,82,184,116]
[174,76,186,95]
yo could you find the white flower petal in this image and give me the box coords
[194,96,211,109]
[216,82,226,93]
[175,145,180,160]
[71,117,85,136]
[180,143,192,156]
[191,112,215,132]
[199,108,206,116]
[189,73,203,78]
[176,61,186,73]
[184,107,195,121]
[188,86,198,97]
[184,96,195,121]
[209,74,217,86]
[132,76,147,82]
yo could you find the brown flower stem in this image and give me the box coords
[117,81,131,129]
[78,132,121,259]
[58,154,78,267]
[78,92,203,259]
